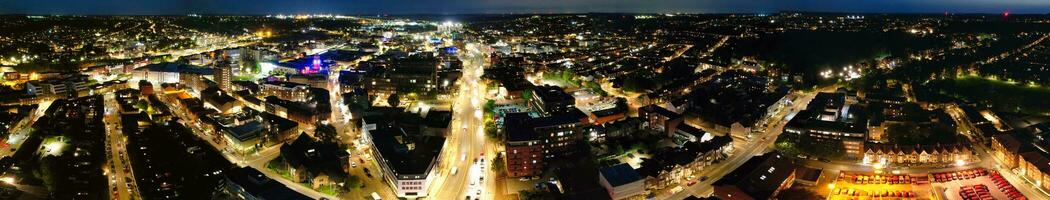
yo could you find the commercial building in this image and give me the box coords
[639,105,684,137]
[1018,151,1050,192]
[201,87,244,114]
[783,92,867,159]
[991,133,1029,169]
[133,62,213,85]
[259,81,311,102]
[359,107,448,198]
[502,110,591,177]
[287,74,329,90]
[598,164,645,200]
[712,152,796,200]
[360,54,461,96]
[221,167,311,200]
[530,85,576,116]
[988,122,1050,192]
[264,96,322,124]
[33,74,93,98]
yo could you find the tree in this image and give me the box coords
[484,122,500,140]
[387,93,401,107]
[522,89,533,101]
[491,154,506,173]
[315,123,338,143]
[134,99,149,112]
[622,75,654,93]
[483,100,496,112]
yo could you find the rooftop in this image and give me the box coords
[504,109,587,142]
[713,151,795,200]
[686,71,788,127]
[363,107,447,176]
[369,126,445,176]
[225,167,311,200]
[599,163,642,187]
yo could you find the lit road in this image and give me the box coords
[102,92,142,200]
[429,43,497,200]
[0,100,50,159]
[661,86,830,200]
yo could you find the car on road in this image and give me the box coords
[351,162,357,168]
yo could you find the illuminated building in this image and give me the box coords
[361,54,460,96]
[598,164,645,200]
[783,92,867,159]
[503,110,591,177]
[359,107,447,198]
[259,81,310,102]
[529,85,576,116]
[215,60,234,91]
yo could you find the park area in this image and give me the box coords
[921,76,1050,115]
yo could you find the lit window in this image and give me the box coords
[760,175,767,180]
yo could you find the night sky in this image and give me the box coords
[1,0,1047,15]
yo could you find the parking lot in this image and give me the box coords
[935,171,1026,200]
[827,172,933,200]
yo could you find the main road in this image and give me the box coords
[660,86,830,200]
[102,92,142,200]
[429,43,497,200]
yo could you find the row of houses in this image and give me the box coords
[862,143,975,165]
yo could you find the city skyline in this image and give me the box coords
[1,0,1048,15]
[0,1,1048,200]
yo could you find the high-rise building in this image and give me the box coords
[503,110,590,177]
[215,59,234,91]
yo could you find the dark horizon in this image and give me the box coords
[1,0,1047,16]
[1,11,1048,17]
